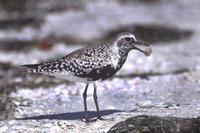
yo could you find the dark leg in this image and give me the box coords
[83,83,89,122]
[93,83,102,119]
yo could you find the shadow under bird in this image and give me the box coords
[22,32,152,122]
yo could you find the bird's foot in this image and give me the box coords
[82,117,112,123]
[97,116,106,121]
[97,116,115,121]
[82,117,96,123]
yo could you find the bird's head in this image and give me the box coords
[114,32,152,56]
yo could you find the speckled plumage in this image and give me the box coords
[23,38,128,83]
[22,32,151,122]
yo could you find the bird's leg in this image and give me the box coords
[93,83,102,120]
[83,83,89,122]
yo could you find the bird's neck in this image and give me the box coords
[117,49,129,69]
[111,43,129,70]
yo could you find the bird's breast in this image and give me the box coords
[86,65,119,81]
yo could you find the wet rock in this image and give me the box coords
[104,24,193,44]
[134,24,193,44]
[108,115,200,133]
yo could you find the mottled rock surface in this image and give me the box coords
[108,115,200,133]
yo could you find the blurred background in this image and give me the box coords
[0,0,196,66]
[0,0,200,132]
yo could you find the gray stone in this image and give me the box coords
[108,115,200,133]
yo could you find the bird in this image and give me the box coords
[22,32,152,122]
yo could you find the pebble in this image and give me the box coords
[136,100,154,108]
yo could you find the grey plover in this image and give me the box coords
[22,32,152,122]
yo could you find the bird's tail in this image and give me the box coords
[21,64,40,73]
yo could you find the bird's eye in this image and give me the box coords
[124,37,132,42]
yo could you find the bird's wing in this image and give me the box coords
[63,46,117,81]
[21,47,91,74]
[22,44,117,81]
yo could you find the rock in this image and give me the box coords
[108,115,200,133]
[104,24,193,44]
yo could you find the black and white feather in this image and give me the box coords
[22,32,142,83]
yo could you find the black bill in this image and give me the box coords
[133,41,152,57]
